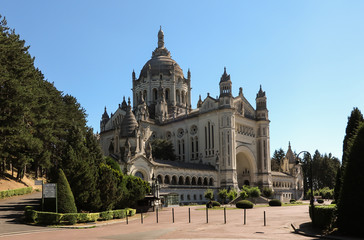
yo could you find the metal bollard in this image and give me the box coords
[224,207,226,224]
[156,208,159,223]
[172,208,174,223]
[126,210,128,224]
[264,211,266,226]
[189,207,191,223]
[206,207,209,223]
[141,212,143,224]
[244,209,246,225]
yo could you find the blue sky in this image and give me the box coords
[3,1,364,160]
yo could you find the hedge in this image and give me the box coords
[309,204,336,228]
[236,200,254,209]
[269,199,282,206]
[0,187,33,199]
[24,207,135,225]
[212,201,221,207]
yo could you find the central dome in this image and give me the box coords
[139,55,184,79]
[138,27,184,79]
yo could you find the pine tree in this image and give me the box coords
[342,107,363,167]
[337,123,364,236]
[57,169,77,213]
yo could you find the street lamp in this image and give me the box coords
[296,151,315,224]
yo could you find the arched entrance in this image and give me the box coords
[236,148,256,188]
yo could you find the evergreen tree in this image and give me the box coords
[271,148,285,171]
[151,139,176,160]
[342,107,363,167]
[337,123,364,236]
[334,166,341,202]
[57,169,77,213]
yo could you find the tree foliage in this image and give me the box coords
[218,189,228,203]
[151,139,176,160]
[271,148,285,171]
[56,169,77,213]
[337,122,364,236]
[0,16,150,213]
[204,189,214,201]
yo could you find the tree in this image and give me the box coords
[151,139,176,160]
[337,122,364,236]
[271,148,285,171]
[218,189,228,204]
[249,186,261,204]
[204,189,214,201]
[98,163,125,211]
[105,156,122,173]
[334,166,341,202]
[262,187,273,198]
[227,189,237,202]
[342,107,363,167]
[56,169,77,213]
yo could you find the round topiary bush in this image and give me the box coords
[236,200,254,209]
[317,199,324,204]
[269,199,282,206]
[290,199,296,203]
[211,201,221,207]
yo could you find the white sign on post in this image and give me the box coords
[43,183,57,198]
[35,180,43,185]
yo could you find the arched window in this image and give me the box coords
[164,175,170,184]
[157,175,163,184]
[209,178,214,186]
[178,176,184,185]
[176,90,180,103]
[143,90,147,101]
[192,177,197,185]
[205,121,214,156]
[135,171,144,180]
[172,176,178,185]
[153,88,158,101]
[197,177,203,185]
[203,177,208,186]
[165,88,170,101]
[185,176,191,185]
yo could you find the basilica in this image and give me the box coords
[99,27,303,204]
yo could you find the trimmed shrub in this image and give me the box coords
[0,187,33,199]
[290,199,296,203]
[37,212,61,225]
[236,200,254,209]
[57,169,77,213]
[113,209,126,219]
[269,199,282,206]
[317,199,324,204]
[62,213,78,225]
[99,211,113,221]
[126,208,136,216]
[211,201,221,207]
[309,204,336,228]
[24,206,35,222]
[76,213,100,223]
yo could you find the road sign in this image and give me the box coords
[35,180,43,185]
[43,183,57,198]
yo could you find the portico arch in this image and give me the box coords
[236,146,257,188]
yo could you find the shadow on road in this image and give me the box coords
[0,195,41,224]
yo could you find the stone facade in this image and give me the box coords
[99,27,303,203]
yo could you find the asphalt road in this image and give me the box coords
[0,193,316,240]
[0,191,61,237]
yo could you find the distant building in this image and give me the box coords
[99,27,303,203]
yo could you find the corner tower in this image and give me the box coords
[255,85,271,188]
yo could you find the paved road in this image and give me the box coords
[0,194,317,240]
[0,192,60,237]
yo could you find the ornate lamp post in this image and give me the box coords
[296,151,315,224]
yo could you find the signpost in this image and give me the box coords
[42,183,57,213]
